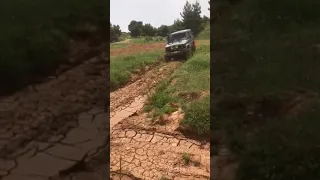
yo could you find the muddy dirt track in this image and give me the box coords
[0,41,213,180]
[109,61,210,180]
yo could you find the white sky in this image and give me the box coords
[110,0,210,32]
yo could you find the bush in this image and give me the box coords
[181,96,210,135]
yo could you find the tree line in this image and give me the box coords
[110,1,210,42]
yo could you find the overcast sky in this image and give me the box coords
[110,0,210,32]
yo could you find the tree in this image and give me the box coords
[142,23,156,36]
[169,19,185,33]
[202,15,210,24]
[128,20,143,37]
[157,25,170,37]
[180,1,202,35]
[110,23,121,42]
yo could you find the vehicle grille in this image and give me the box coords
[166,45,184,52]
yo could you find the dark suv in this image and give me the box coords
[164,29,196,61]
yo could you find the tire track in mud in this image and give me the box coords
[109,61,210,180]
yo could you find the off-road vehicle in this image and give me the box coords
[164,29,196,61]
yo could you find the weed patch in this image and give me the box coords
[182,152,191,165]
[144,80,179,117]
[181,96,210,135]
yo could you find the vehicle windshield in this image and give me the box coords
[168,32,187,43]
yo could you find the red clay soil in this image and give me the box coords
[110,42,165,56]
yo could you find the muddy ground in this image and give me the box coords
[0,41,214,180]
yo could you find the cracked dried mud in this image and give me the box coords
[110,61,211,180]
[0,53,109,180]
[0,41,217,179]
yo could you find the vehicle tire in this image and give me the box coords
[164,56,171,62]
[184,51,190,61]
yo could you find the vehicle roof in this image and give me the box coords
[170,29,191,35]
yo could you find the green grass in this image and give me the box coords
[212,0,320,179]
[172,46,210,92]
[182,152,191,165]
[110,43,128,49]
[144,80,179,118]
[110,51,162,91]
[0,0,107,94]
[196,23,210,40]
[145,45,210,135]
[130,36,165,44]
[182,96,210,135]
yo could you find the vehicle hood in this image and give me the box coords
[165,39,188,48]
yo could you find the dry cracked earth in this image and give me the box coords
[0,52,110,180]
[110,61,211,180]
[0,40,234,180]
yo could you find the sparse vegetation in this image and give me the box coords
[160,176,169,180]
[213,0,320,179]
[182,152,191,164]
